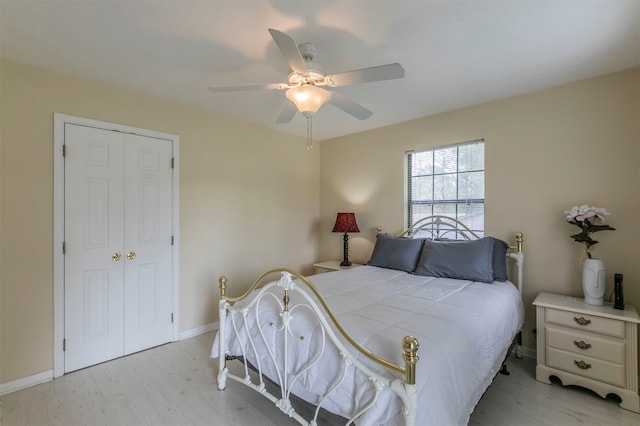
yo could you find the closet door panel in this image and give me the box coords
[64,124,125,372]
[123,134,174,354]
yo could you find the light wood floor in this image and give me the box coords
[2,332,640,425]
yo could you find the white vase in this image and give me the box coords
[583,258,606,305]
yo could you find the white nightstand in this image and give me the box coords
[533,292,640,412]
[313,260,363,274]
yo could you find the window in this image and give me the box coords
[407,140,485,236]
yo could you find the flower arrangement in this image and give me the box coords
[565,205,615,258]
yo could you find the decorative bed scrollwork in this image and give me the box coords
[216,269,420,425]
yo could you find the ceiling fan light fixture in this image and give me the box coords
[285,84,331,114]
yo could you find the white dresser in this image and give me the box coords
[534,292,640,412]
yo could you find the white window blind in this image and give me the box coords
[407,140,485,237]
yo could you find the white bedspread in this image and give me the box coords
[212,265,524,425]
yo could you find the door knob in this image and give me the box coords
[112,252,122,261]
[127,251,136,261]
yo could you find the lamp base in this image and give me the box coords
[341,232,351,267]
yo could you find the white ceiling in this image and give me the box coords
[1,1,639,141]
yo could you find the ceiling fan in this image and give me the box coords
[209,29,405,147]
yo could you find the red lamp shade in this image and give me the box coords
[332,212,360,233]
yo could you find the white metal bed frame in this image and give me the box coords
[216,216,524,425]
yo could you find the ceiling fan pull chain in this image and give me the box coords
[306,115,313,150]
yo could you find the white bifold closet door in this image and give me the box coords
[64,123,173,373]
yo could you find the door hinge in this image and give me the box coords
[171,235,174,246]
[171,313,174,323]
[62,241,66,255]
[62,144,67,157]
[63,338,66,351]
[171,157,175,169]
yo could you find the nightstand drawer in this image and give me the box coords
[546,326,624,364]
[547,347,625,387]
[547,308,624,338]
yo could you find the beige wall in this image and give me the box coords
[0,59,320,384]
[319,68,640,355]
[2,57,639,387]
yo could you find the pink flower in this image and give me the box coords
[564,205,615,258]
[594,207,611,222]
[565,205,610,224]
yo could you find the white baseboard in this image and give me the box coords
[179,321,218,341]
[0,370,53,397]
[519,346,536,360]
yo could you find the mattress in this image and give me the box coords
[212,265,524,425]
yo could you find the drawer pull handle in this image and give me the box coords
[574,360,592,370]
[574,340,591,350]
[573,316,591,326]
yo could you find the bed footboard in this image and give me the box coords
[216,269,419,426]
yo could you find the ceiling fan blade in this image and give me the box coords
[276,102,297,124]
[325,63,405,87]
[268,28,309,76]
[328,92,373,120]
[209,83,287,93]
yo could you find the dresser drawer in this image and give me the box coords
[546,308,624,338]
[546,326,624,363]
[547,347,625,387]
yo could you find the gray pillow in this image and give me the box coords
[488,237,508,281]
[367,233,424,273]
[414,238,495,283]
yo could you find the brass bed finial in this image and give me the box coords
[219,276,227,298]
[402,336,420,385]
[515,232,523,253]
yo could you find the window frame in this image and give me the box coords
[406,139,485,237]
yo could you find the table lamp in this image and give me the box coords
[332,212,360,266]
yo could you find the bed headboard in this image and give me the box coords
[397,215,481,240]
